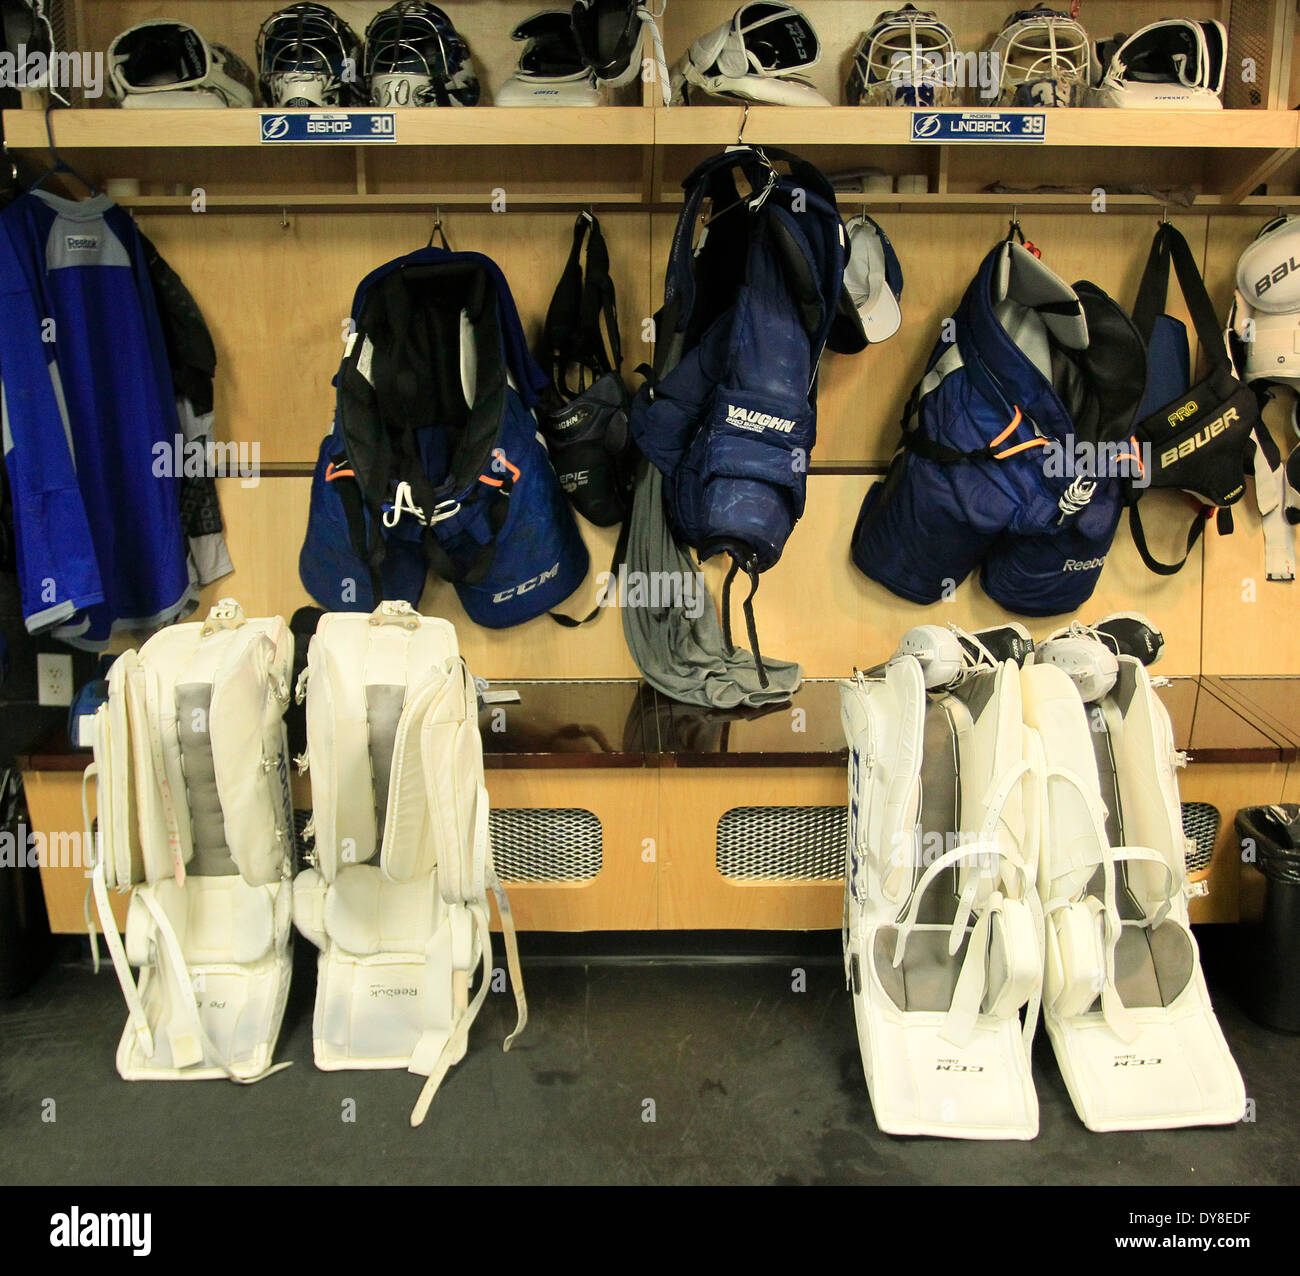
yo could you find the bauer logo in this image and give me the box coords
[1061,556,1106,572]
[725,405,797,433]
[1256,255,1300,298]
[1159,407,1238,468]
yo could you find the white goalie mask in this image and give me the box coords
[1091,18,1225,109]
[847,4,959,107]
[988,6,1094,107]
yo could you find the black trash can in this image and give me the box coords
[0,766,53,997]
[1234,804,1300,1033]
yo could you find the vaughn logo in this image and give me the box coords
[50,1208,151,1257]
[725,405,796,434]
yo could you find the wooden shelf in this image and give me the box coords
[654,106,1300,149]
[0,105,656,148]
[5,105,1296,152]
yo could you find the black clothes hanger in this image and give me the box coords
[27,101,98,196]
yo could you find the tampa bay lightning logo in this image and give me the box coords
[912,113,943,140]
[261,114,291,141]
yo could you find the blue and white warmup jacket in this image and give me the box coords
[0,190,194,647]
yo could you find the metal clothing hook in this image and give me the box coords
[1160,205,1170,225]
[279,207,290,230]
[737,101,750,145]
[428,207,451,251]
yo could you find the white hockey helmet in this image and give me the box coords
[256,2,363,107]
[671,3,829,107]
[497,10,603,106]
[1091,19,1225,109]
[108,19,255,107]
[988,6,1095,107]
[847,5,959,108]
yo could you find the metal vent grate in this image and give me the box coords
[490,808,602,883]
[1182,801,1220,875]
[716,806,846,881]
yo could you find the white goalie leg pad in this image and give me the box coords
[86,600,295,1083]
[840,657,1042,1140]
[1023,658,1246,1131]
[297,602,526,1125]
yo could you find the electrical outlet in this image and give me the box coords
[37,652,74,707]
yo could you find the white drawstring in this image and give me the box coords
[1057,475,1097,520]
[640,8,671,106]
[383,481,426,528]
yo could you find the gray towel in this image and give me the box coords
[620,466,801,708]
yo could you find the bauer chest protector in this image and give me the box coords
[1127,222,1266,574]
[630,146,849,673]
[300,247,588,627]
[852,233,1146,616]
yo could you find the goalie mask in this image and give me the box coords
[498,10,602,106]
[988,6,1094,107]
[1092,19,1225,109]
[108,20,255,107]
[847,4,959,107]
[364,2,479,107]
[257,2,362,107]
[671,2,829,106]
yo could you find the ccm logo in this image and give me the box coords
[1167,400,1198,426]
[935,1061,984,1073]
[1160,407,1238,469]
[1113,1056,1163,1067]
[493,562,559,603]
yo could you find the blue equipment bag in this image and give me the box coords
[299,247,588,628]
[630,145,851,681]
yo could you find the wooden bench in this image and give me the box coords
[22,675,1294,934]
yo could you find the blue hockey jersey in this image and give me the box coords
[0,190,191,647]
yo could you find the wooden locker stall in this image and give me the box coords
[8,0,1300,933]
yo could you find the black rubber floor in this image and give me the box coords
[1,930,1294,1186]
